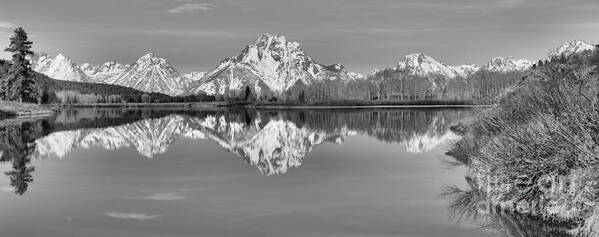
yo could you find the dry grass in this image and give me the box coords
[0,100,54,117]
[448,49,599,176]
[444,49,599,229]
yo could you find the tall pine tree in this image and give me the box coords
[3,27,38,102]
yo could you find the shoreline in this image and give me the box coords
[52,102,227,108]
[0,112,54,126]
[0,101,56,120]
[249,104,492,109]
[51,102,491,109]
[15,110,55,117]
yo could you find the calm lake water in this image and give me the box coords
[0,108,503,237]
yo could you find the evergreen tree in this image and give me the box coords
[299,90,305,103]
[5,27,33,71]
[244,86,251,101]
[3,27,38,102]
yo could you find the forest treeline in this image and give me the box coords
[213,67,527,105]
[292,69,525,104]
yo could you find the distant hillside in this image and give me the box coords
[29,52,206,96]
[33,72,173,102]
[0,59,173,103]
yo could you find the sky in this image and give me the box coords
[1,0,599,74]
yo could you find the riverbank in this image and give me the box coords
[247,100,491,109]
[0,101,55,118]
[48,100,489,110]
[250,100,479,108]
[54,101,228,108]
[251,104,489,109]
[444,46,599,235]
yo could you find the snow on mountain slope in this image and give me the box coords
[348,72,365,80]
[179,71,207,89]
[548,40,595,59]
[78,61,131,83]
[78,63,96,75]
[482,57,533,72]
[321,63,365,81]
[184,33,359,96]
[109,53,187,96]
[183,72,207,81]
[454,64,480,76]
[397,53,479,79]
[29,53,93,82]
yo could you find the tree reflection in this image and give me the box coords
[443,139,596,236]
[5,152,34,196]
[442,181,577,237]
[0,120,48,195]
[0,108,171,196]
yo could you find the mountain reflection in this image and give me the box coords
[0,108,471,194]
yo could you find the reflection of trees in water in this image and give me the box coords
[0,109,176,196]
[442,177,578,237]
[444,142,599,236]
[0,120,53,195]
[5,150,34,196]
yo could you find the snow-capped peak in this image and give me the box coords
[348,72,365,80]
[547,40,595,59]
[397,53,479,79]
[136,52,166,64]
[482,57,532,72]
[179,71,207,89]
[78,63,96,73]
[29,52,92,83]
[455,64,480,76]
[55,53,68,61]
[184,33,358,96]
[140,52,155,59]
[110,53,185,96]
[256,33,291,46]
[183,72,207,81]
[79,61,131,83]
[31,51,196,95]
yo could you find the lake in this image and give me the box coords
[0,108,502,237]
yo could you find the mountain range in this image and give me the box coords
[29,52,203,96]
[183,34,364,97]
[29,53,92,83]
[28,36,597,97]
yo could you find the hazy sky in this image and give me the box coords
[1,0,599,74]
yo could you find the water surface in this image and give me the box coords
[0,108,501,237]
